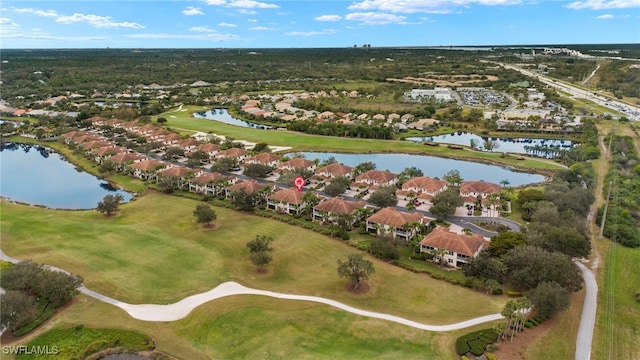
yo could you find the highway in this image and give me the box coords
[501,63,640,121]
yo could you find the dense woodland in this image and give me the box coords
[2,46,638,107]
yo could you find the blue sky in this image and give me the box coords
[1,0,639,48]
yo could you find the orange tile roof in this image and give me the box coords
[314,197,367,214]
[366,207,423,228]
[227,180,270,193]
[246,152,281,164]
[420,227,485,257]
[197,143,220,152]
[107,152,146,163]
[130,159,165,171]
[159,166,192,177]
[356,170,396,184]
[269,188,305,204]
[191,172,233,184]
[218,148,248,158]
[315,163,354,177]
[281,157,314,169]
[402,177,447,193]
[460,181,501,195]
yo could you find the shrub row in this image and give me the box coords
[455,328,499,356]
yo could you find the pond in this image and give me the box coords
[406,132,574,158]
[0,143,133,209]
[194,108,275,129]
[290,152,546,186]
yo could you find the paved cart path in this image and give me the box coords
[0,249,502,330]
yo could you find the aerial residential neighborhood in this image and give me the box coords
[0,2,639,359]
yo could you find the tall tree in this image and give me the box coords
[429,188,463,217]
[353,161,376,177]
[443,170,463,187]
[193,204,217,227]
[368,185,398,208]
[246,235,274,272]
[96,194,124,216]
[337,253,375,290]
[528,281,569,320]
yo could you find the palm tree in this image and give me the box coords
[500,179,511,188]
[486,193,501,219]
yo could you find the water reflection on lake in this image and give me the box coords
[407,132,574,158]
[0,143,132,209]
[291,152,546,186]
[194,108,274,129]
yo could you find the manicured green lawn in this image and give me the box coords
[593,241,640,360]
[17,294,450,360]
[160,106,565,171]
[0,193,504,324]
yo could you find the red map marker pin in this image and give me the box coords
[293,176,305,192]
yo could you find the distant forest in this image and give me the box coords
[1,46,638,103]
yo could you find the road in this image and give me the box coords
[0,249,503,329]
[500,63,640,121]
[575,261,598,360]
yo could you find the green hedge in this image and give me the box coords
[12,301,57,337]
[18,326,154,360]
[455,328,499,356]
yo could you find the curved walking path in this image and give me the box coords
[0,249,502,331]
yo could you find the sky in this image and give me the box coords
[1,0,639,49]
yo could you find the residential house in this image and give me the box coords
[279,157,316,172]
[312,197,367,224]
[189,172,237,195]
[178,138,201,152]
[399,176,448,203]
[244,153,282,168]
[196,143,221,157]
[419,227,486,268]
[267,188,309,215]
[315,163,355,180]
[91,146,126,163]
[225,179,272,199]
[354,170,397,190]
[460,181,501,205]
[129,159,167,180]
[365,207,430,241]
[157,165,200,189]
[216,148,248,162]
[407,118,439,130]
[106,152,146,171]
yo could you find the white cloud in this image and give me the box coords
[183,7,204,15]
[12,7,58,17]
[237,9,258,14]
[348,0,521,14]
[285,28,337,36]
[315,15,343,21]
[248,18,258,22]
[55,13,144,29]
[566,0,640,9]
[345,12,408,25]
[0,17,19,27]
[128,33,239,41]
[595,13,615,18]
[219,22,238,27]
[205,0,227,5]
[190,26,216,32]
[249,26,278,30]
[227,0,279,8]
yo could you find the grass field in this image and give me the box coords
[0,193,504,324]
[13,294,456,359]
[160,106,565,171]
[592,240,640,360]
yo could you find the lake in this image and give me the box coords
[290,152,546,186]
[406,132,574,158]
[194,108,275,129]
[0,143,132,209]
